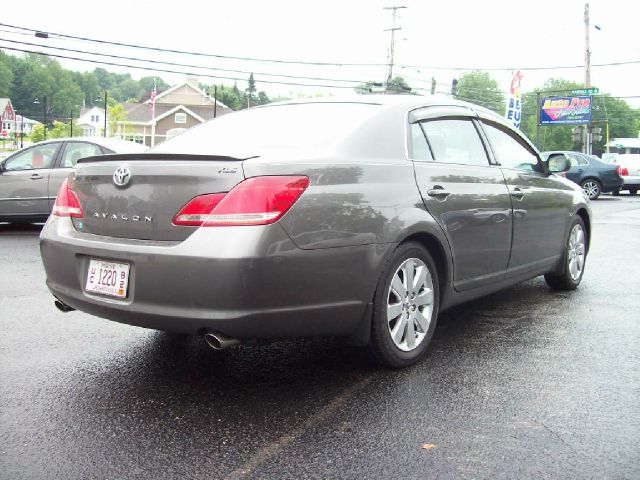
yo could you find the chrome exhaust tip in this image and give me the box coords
[204,332,240,350]
[54,299,75,313]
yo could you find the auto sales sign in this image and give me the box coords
[540,96,592,125]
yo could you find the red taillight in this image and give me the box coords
[173,176,310,227]
[171,193,227,226]
[620,167,629,176]
[52,178,84,218]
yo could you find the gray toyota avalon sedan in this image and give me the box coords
[40,96,590,367]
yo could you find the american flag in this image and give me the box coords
[149,78,157,114]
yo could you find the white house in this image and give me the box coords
[14,115,40,136]
[76,106,107,137]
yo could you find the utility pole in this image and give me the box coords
[384,5,406,93]
[536,92,541,148]
[583,2,591,154]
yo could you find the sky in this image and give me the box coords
[1,0,639,106]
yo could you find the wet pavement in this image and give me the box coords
[1,195,639,479]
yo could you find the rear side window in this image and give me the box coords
[61,142,104,168]
[483,122,539,172]
[420,119,489,166]
[410,123,433,161]
[566,154,587,167]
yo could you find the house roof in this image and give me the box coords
[79,106,105,117]
[120,102,231,124]
[144,80,229,109]
[0,98,11,111]
[16,115,40,125]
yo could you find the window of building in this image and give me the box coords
[174,112,187,124]
[420,119,489,166]
[124,134,144,145]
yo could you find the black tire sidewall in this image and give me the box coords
[370,243,440,368]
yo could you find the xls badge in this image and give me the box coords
[113,166,132,187]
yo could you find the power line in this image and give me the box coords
[2,22,640,72]
[0,22,386,67]
[0,37,368,85]
[0,44,359,90]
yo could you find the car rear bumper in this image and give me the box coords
[621,175,640,187]
[601,177,624,192]
[40,217,391,338]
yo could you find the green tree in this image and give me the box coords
[257,91,270,106]
[354,76,411,95]
[590,95,640,156]
[455,71,505,113]
[137,77,169,101]
[107,103,130,137]
[387,76,411,94]
[0,52,14,98]
[246,73,257,107]
[212,84,242,110]
[30,120,71,142]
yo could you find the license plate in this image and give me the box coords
[85,259,130,298]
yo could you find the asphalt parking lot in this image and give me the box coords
[1,195,639,480]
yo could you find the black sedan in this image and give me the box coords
[542,151,623,200]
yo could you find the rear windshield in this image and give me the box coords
[151,102,379,155]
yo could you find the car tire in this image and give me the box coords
[612,189,620,196]
[369,242,440,368]
[630,188,638,195]
[544,217,587,291]
[580,179,601,200]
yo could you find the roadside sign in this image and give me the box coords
[0,130,7,137]
[540,96,592,125]
[572,88,599,95]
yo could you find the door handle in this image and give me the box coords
[29,174,44,180]
[427,187,451,198]
[511,187,525,200]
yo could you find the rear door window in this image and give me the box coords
[482,122,539,172]
[420,119,489,166]
[3,143,59,171]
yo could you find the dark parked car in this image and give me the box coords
[541,150,623,199]
[40,97,590,368]
[0,137,146,223]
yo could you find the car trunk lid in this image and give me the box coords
[70,154,248,241]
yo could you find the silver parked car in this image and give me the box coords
[0,137,147,223]
[40,97,590,367]
[610,154,640,195]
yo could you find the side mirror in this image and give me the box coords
[0,160,6,173]
[543,153,571,174]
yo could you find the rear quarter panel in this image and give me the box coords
[244,157,448,250]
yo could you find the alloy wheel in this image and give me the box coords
[581,180,600,199]
[386,258,434,352]
[568,224,586,281]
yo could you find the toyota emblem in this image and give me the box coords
[113,166,131,187]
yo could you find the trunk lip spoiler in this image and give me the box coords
[77,153,259,164]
